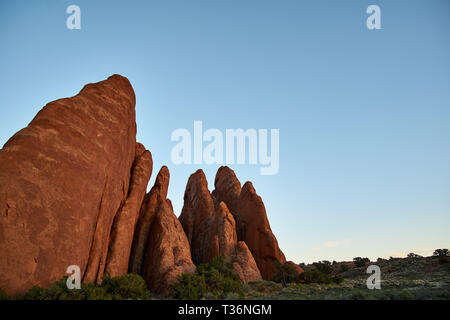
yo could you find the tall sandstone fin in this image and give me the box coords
[178,169,215,262]
[132,166,195,294]
[105,142,153,277]
[0,75,138,294]
[212,166,286,280]
[129,166,170,274]
[237,181,286,279]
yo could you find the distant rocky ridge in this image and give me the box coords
[0,75,301,295]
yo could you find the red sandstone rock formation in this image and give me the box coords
[232,241,262,283]
[0,75,138,294]
[105,143,153,277]
[179,169,216,264]
[194,202,238,264]
[142,199,196,295]
[131,166,195,294]
[212,166,241,215]
[212,166,286,280]
[236,181,286,279]
[0,75,291,295]
[129,166,170,275]
[179,169,266,283]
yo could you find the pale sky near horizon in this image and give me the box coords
[1,0,449,263]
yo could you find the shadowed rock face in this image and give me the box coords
[179,169,216,264]
[131,166,195,294]
[237,181,286,279]
[105,143,153,277]
[233,241,262,283]
[212,166,286,280]
[129,166,170,274]
[142,199,196,295]
[0,75,138,294]
[194,202,238,264]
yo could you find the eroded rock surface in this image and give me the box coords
[232,241,262,283]
[133,167,195,294]
[105,143,153,277]
[0,75,138,294]
[236,181,286,279]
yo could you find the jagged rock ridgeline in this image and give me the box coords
[0,75,297,295]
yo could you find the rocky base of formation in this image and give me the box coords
[0,75,302,295]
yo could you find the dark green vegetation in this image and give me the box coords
[171,255,244,300]
[1,274,151,300]
[271,260,343,286]
[1,250,449,300]
[246,253,450,300]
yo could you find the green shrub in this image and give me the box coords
[397,289,415,300]
[352,289,370,300]
[313,261,334,275]
[332,275,344,284]
[16,274,150,300]
[434,249,450,264]
[100,273,150,299]
[0,288,9,300]
[433,249,449,257]
[172,255,243,300]
[353,257,370,268]
[407,253,422,259]
[299,269,332,284]
[172,272,207,300]
[438,256,449,264]
[272,261,300,286]
[339,264,350,273]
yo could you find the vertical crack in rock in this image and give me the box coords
[131,166,195,294]
[105,143,153,277]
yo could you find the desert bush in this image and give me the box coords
[351,289,370,300]
[272,261,300,286]
[172,255,243,300]
[433,249,449,264]
[407,253,422,259]
[353,257,370,268]
[100,273,150,299]
[0,288,9,300]
[247,280,282,294]
[313,261,334,275]
[332,275,344,284]
[298,268,344,285]
[299,269,331,284]
[172,272,207,300]
[433,249,449,257]
[16,274,150,300]
[339,264,350,273]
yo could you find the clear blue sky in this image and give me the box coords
[1,0,449,263]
